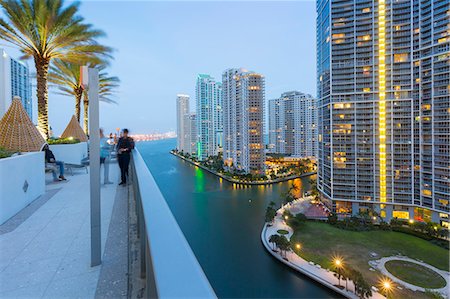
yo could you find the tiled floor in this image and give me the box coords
[0,164,123,298]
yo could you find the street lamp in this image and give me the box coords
[380,277,394,297]
[296,243,301,250]
[333,258,344,287]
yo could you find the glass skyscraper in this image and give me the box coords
[316,0,449,225]
[0,48,32,120]
[195,74,222,161]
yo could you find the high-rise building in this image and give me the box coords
[176,94,191,153]
[222,68,265,174]
[268,91,318,158]
[188,113,197,156]
[0,48,32,120]
[316,0,449,225]
[195,74,222,161]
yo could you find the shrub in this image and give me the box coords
[47,137,80,145]
[0,147,13,159]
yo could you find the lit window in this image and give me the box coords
[332,33,345,38]
[393,211,409,219]
[394,53,409,63]
[422,189,432,196]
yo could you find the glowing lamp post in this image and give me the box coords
[380,278,393,298]
[333,258,343,287]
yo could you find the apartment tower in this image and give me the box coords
[222,68,265,174]
[195,74,222,161]
[188,113,197,156]
[268,91,318,158]
[176,94,191,153]
[316,0,449,225]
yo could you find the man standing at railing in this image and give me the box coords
[116,128,135,185]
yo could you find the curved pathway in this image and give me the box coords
[370,256,450,296]
[262,206,386,299]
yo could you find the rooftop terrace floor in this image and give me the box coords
[0,162,129,298]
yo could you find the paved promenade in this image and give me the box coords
[262,204,386,299]
[0,163,128,298]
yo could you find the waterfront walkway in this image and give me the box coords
[261,203,386,299]
[171,151,315,185]
[0,163,129,298]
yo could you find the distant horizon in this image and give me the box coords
[1,1,317,135]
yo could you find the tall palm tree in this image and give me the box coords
[82,69,120,134]
[48,59,115,125]
[48,60,84,122]
[0,0,111,137]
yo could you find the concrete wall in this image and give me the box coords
[49,142,88,165]
[0,152,45,224]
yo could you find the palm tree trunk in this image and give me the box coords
[75,89,83,122]
[83,93,89,135]
[35,56,50,138]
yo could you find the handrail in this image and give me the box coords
[131,149,216,298]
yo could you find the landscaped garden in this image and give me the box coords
[384,260,446,289]
[289,221,449,299]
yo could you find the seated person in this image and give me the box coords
[42,144,66,181]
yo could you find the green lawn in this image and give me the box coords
[385,260,446,289]
[277,229,289,235]
[290,221,449,299]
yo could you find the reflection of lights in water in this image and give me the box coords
[194,167,205,192]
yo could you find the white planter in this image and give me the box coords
[0,152,45,224]
[49,142,88,165]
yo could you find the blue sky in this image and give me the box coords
[3,1,317,135]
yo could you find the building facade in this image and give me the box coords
[316,0,449,225]
[0,48,32,120]
[195,74,222,161]
[222,68,265,174]
[176,94,191,153]
[268,91,318,158]
[188,113,197,156]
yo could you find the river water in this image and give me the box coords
[138,139,336,298]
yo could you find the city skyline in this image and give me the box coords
[0,1,316,135]
[0,1,448,298]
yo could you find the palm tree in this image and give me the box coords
[82,68,119,134]
[268,234,279,251]
[48,60,117,129]
[0,0,111,137]
[48,60,84,122]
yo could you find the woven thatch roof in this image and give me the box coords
[0,97,46,152]
[60,115,88,142]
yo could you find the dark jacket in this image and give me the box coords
[44,148,56,163]
[117,137,135,155]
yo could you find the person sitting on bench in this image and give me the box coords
[43,144,67,181]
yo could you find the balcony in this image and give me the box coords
[0,150,215,298]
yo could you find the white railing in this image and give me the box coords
[131,149,216,298]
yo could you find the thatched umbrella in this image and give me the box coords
[60,115,88,142]
[0,97,46,152]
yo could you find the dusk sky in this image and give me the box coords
[3,1,317,135]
